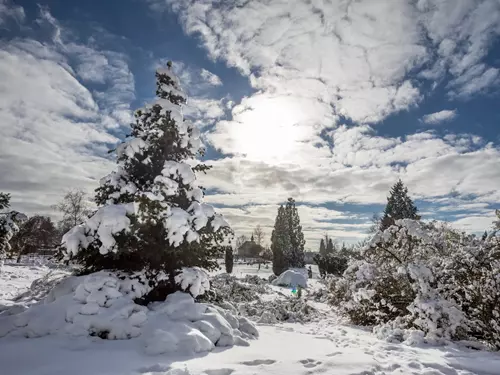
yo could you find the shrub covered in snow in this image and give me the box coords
[0,271,258,354]
[0,213,27,270]
[202,274,268,304]
[60,63,231,301]
[272,269,308,288]
[330,218,500,349]
[239,297,320,323]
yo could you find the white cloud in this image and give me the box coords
[184,97,225,128]
[157,0,500,239]
[0,8,136,216]
[200,68,222,86]
[421,109,457,125]
[0,0,24,26]
[218,203,368,249]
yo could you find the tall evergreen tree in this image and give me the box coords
[0,193,10,210]
[380,179,419,230]
[326,237,335,254]
[319,238,326,256]
[224,246,233,274]
[284,198,305,268]
[271,205,289,275]
[62,62,231,293]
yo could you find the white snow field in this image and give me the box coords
[1,262,500,375]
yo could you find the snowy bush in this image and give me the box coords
[203,274,268,304]
[272,269,308,288]
[239,297,320,323]
[0,271,258,353]
[0,211,27,270]
[330,218,500,349]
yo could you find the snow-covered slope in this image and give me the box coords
[1,263,499,375]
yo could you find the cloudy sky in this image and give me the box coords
[1,0,500,249]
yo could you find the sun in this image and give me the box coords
[231,96,310,163]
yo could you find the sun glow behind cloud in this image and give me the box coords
[224,96,314,162]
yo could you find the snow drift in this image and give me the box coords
[0,270,258,354]
[272,269,307,288]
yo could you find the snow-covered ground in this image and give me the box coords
[1,262,499,375]
[0,259,67,307]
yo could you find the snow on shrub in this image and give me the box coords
[330,218,500,349]
[0,271,258,353]
[272,269,307,288]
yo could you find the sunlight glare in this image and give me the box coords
[231,96,309,162]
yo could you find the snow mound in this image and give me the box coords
[272,269,307,288]
[0,271,258,354]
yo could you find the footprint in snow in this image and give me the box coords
[240,359,276,366]
[299,359,322,368]
[137,363,171,373]
[204,369,234,375]
[326,351,342,357]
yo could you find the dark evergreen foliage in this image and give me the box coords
[225,246,233,274]
[271,205,288,276]
[380,179,420,230]
[284,198,305,268]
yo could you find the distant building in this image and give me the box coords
[237,240,263,258]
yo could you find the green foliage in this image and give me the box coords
[380,179,420,230]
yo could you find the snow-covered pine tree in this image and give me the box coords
[380,179,419,230]
[0,193,27,270]
[271,205,289,275]
[62,62,231,294]
[285,198,305,268]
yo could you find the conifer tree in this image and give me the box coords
[319,238,326,256]
[326,237,335,254]
[0,193,26,270]
[284,198,305,268]
[225,246,233,274]
[380,179,419,230]
[62,62,231,292]
[271,205,289,275]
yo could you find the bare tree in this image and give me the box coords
[252,225,265,246]
[368,213,381,234]
[53,189,92,233]
[235,234,247,249]
[10,216,59,262]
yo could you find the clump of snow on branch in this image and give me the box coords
[175,267,210,298]
[62,203,135,256]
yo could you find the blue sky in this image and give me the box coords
[1,0,500,249]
